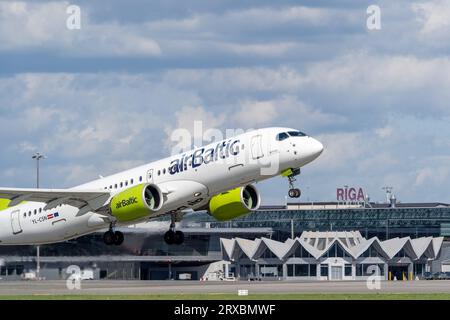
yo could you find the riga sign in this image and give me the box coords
[337,187,365,202]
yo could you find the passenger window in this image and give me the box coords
[139,176,142,182]
[131,179,134,184]
[23,213,26,218]
[28,211,31,217]
[114,184,117,189]
[158,170,161,176]
[120,182,123,188]
[39,208,42,213]
[125,181,128,186]
[163,168,166,175]
[276,132,289,141]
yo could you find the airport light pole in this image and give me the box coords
[32,152,45,189]
[32,152,46,280]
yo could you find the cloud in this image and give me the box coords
[414,166,450,187]
[412,1,450,35]
[0,1,161,57]
[314,132,365,172]
[218,42,297,57]
[0,72,202,186]
[375,126,394,138]
[233,101,278,128]
[164,105,227,153]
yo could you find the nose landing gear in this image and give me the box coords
[284,168,301,199]
[288,187,301,198]
[164,214,185,245]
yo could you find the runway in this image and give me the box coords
[0,280,449,296]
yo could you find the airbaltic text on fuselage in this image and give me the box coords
[169,139,240,175]
[116,197,138,209]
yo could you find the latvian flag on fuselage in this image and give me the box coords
[47,212,59,220]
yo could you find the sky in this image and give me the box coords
[1,0,450,204]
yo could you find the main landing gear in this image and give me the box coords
[103,226,124,246]
[164,214,185,245]
[287,168,301,199]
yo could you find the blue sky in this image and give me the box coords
[1,0,450,204]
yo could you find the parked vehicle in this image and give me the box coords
[433,272,442,280]
[247,275,262,281]
[81,269,94,280]
[423,272,433,280]
[22,272,37,280]
[178,273,192,280]
[438,272,448,280]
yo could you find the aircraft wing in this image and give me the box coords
[0,187,111,214]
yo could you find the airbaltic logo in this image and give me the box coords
[169,139,240,175]
[116,197,138,209]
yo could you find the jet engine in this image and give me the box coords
[209,185,261,221]
[110,184,163,222]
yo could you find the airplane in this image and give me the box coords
[0,127,323,246]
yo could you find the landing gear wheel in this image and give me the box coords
[103,231,116,245]
[174,231,185,245]
[114,231,124,246]
[288,188,301,198]
[164,230,175,245]
[288,189,296,198]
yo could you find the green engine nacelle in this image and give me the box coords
[0,199,11,212]
[110,184,163,222]
[209,185,261,221]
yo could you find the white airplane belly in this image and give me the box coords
[155,180,209,215]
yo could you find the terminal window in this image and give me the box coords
[356,264,385,276]
[287,264,317,277]
[295,264,309,277]
[320,264,328,277]
[345,264,352,276]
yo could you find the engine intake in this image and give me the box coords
[209,185,261,221]
[110,184,163,222]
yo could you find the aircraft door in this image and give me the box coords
[11,210,23,235]
[251,135,264,160]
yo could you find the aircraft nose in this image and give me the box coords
[309,138,324,159]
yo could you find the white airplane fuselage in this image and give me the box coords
[0,127,323,245]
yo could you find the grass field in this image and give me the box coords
[0,293,449,300]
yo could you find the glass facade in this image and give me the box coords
[180,205,450,241]
[356,264,385,276]
[259,265,282,278]
[287,264,317,277]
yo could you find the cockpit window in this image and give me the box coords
[276,132,289,141]
[288,131,307,137]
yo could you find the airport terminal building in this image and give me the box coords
[220,231,443,281]
[1,200,450,281]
